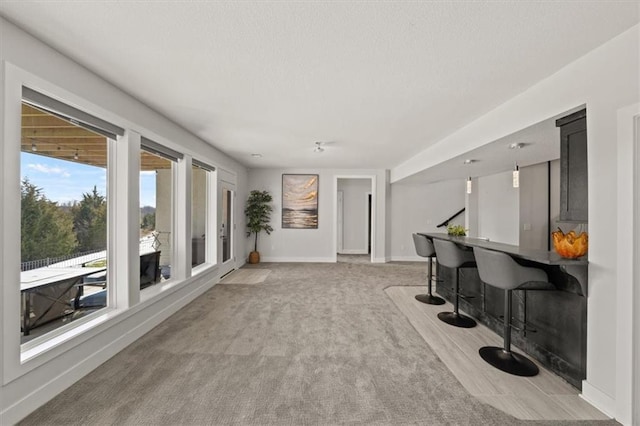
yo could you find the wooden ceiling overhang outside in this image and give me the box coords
[21,104,172,170]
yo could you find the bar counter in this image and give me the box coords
[418,232,588,389]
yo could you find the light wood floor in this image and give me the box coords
[385,285,610,421]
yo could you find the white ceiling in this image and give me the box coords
[1,2,638,178]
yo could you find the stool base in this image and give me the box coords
[438,311,477,328]
[415,294,445,305]
[479,346,539,377]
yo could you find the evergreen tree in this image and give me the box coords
[141,212,156,231]
[21,178,77,262]
[72,186,107,252]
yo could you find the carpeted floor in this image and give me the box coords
[20,261,617,425]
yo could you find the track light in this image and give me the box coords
[313,142,324,153]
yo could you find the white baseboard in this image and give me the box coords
[2,274,216,425]
[371,257,387,264]
[338,249,368,255]
[390,256,428,262]
[260,257,335,263]
[581,381,615,419]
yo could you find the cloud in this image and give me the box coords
[27,163,71,178]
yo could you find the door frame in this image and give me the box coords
[333,175,376,262]
[614,102,639,424]
[337,190,344,253]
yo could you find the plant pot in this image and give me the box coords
[248,251,260,264]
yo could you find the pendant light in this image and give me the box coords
[509,143,524,188]
[463,159,475,194]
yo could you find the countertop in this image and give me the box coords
[419,233,587,265]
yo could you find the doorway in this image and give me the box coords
[218,182,235,277]
[335,176,375,263]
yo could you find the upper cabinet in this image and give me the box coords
[556,109,588,222]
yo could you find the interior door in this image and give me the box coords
[218,182,235,277]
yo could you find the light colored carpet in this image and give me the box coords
[220,268,271,284]
[20,262,616,425]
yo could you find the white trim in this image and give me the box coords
[614,102,640,425]
[336,190,344,253]
[333,175,377,263]
[260,257,335,263]
[632,109,640,426]
[365,191,372,255]
[339,249,368,255]
[390,256,429,262]
[581,381,616,419]
[218,181,236,277]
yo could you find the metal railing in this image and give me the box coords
[21,248,106,271]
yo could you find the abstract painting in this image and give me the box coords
[282,174,318,229]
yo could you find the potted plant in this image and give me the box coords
[447,224,467,236]
[245,190,274,264]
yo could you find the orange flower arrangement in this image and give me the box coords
[552,228,588,259]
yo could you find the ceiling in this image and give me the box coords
[22,104,172,170]
[1,2,638,178]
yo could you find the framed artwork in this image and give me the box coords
[282,174,319,229]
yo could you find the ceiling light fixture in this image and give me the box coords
[463,159,475,164]
[509,143,525,188]
[313,142,324,153]
[466,177,473,194]
[74,149,79,160]
[31,141,37,152]
[251,153,262,158]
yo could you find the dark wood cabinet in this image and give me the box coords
[556,109,588,222]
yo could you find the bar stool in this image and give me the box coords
[412,234,445,305]
[433,239,477,328]
[473,247,555,376]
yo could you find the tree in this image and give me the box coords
[21,178,77,262]
[72,186,107,252]
[141,212,156,231]
[245,190,273,253]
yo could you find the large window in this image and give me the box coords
[139,138,180,287]
[20,97,113,343]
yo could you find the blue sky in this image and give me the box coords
[21,152,156,207]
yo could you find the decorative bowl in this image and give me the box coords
[552,228,588,259]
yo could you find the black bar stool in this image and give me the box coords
[433,239,477,328]
[473,247,555,376]
[412,234,445,305]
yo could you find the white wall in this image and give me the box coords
[390,179,465,261]
[247,168,388,262]
[0,18,248,423]
[337,178,371,254]
[477,171,519,245]
[391,25,640,423]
